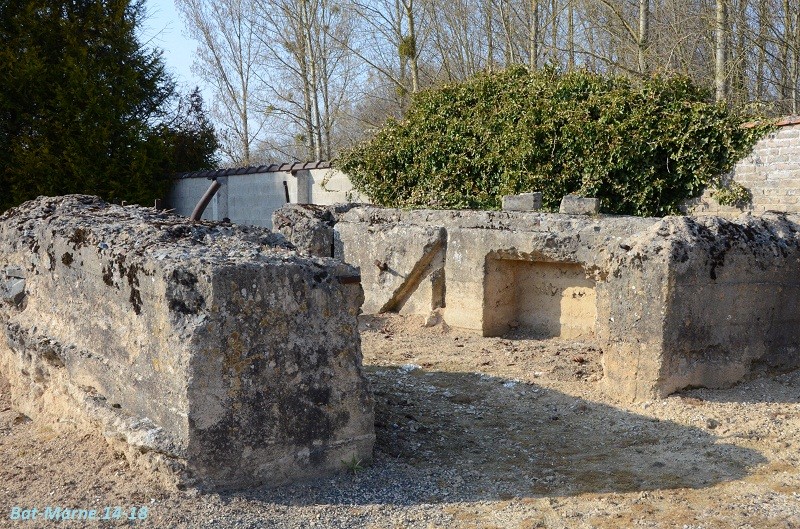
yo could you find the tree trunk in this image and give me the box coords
[793,7,800,113]
[733,0,748,104]
[500,0,515,65]
[567,0,574,70]
[529,0,539,69]
[403,0,420,93]
[715,0,728,102]
[241,88,250,165]
[306,29,323,158]
[756,0,767,100]
[320,47,332,160]
[296,3,316,159]
[781,0,791,105]
[486,1,494,72]
[551,0,558,64]
[638,0,649,75]
[394,0,409,110]
[235,7,251,165]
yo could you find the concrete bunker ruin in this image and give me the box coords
[0,196,374,490]
[483,253,597,339]
[275,204,800,402]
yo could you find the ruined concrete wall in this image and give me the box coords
[485,260,596,339]
[439,213,656,336]
[661,215,800,393]
[335,219,446,315]
[333,207,658,335]
[0,195,374,490]
[279,203,800,400]
[688,119,800,216]
[602,214,800,400]
[596,222,672,402]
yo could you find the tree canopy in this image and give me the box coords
[337,67,769,217]
[176,0,800,166]
[0,0,218,212]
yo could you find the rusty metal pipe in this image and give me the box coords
[190,179,221,221]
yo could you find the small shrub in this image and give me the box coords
[341,455,365,475]
[711,180,752,207]
[336,67,770,217]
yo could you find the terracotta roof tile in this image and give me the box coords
[176,161,332,179]
[742,115,800,129]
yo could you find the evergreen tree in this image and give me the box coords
[0,0,217,212]
[155,88,220,176]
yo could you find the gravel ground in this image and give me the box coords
[1,313,799,528]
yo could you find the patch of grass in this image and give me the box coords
[341,455,366,475]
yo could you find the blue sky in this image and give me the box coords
[139,0,202,92]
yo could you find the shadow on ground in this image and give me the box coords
[227,365,767,507]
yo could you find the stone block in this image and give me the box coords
[559,195,600,215]
[334,219,446,315]
[272,204,334,257]
[601,215,800,400]
[1,266,26,306]
[502,193,542,212]
[0,195,374,490]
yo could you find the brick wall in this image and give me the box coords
[688,116,800,216]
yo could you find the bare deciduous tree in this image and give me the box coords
[178,0,800,165]
[716,0,728,102]
[177,0,265,164]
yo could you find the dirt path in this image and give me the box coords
[0,314,798,528]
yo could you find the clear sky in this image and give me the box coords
[138,0,203,93]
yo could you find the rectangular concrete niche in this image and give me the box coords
[483,255,597,338]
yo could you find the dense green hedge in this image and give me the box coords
[337,67,769,216]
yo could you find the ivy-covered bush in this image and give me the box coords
[337,67,769,216]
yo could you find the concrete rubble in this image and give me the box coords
[272,203,358,257]
[275,203,800,401]
[0,195,374,490]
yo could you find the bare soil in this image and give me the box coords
[1,313,799,528]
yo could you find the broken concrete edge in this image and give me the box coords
[271,203,367,258]
[0,195,375,491]
[315,216,449,316]
[601,212,800,401]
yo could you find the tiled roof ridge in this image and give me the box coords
[177,160,332,179]
[742,115,800,129]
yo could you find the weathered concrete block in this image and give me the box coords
[334,216,446,315]
[559,195,600,215]
[0,195,374,490]
[438,212,657,336]
[600,214,800,400]
[502,193,542,212]
[271,203,358,257]
[336,207,657,336]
